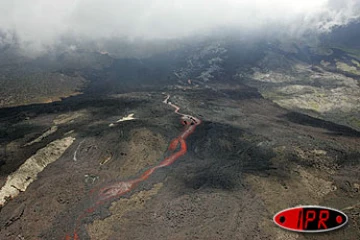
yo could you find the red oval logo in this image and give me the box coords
[273,206,348,233]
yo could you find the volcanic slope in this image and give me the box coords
[0,85,358,239]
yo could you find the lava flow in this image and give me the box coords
[65,94,201,239]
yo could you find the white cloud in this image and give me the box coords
[0,0,359,50]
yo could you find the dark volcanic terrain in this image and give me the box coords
[0,85,359,240]
[0,29,359,240]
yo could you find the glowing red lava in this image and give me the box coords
[66,94,201,239]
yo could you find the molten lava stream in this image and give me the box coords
[66,94,201,239]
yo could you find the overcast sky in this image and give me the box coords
[0,0,359,50]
